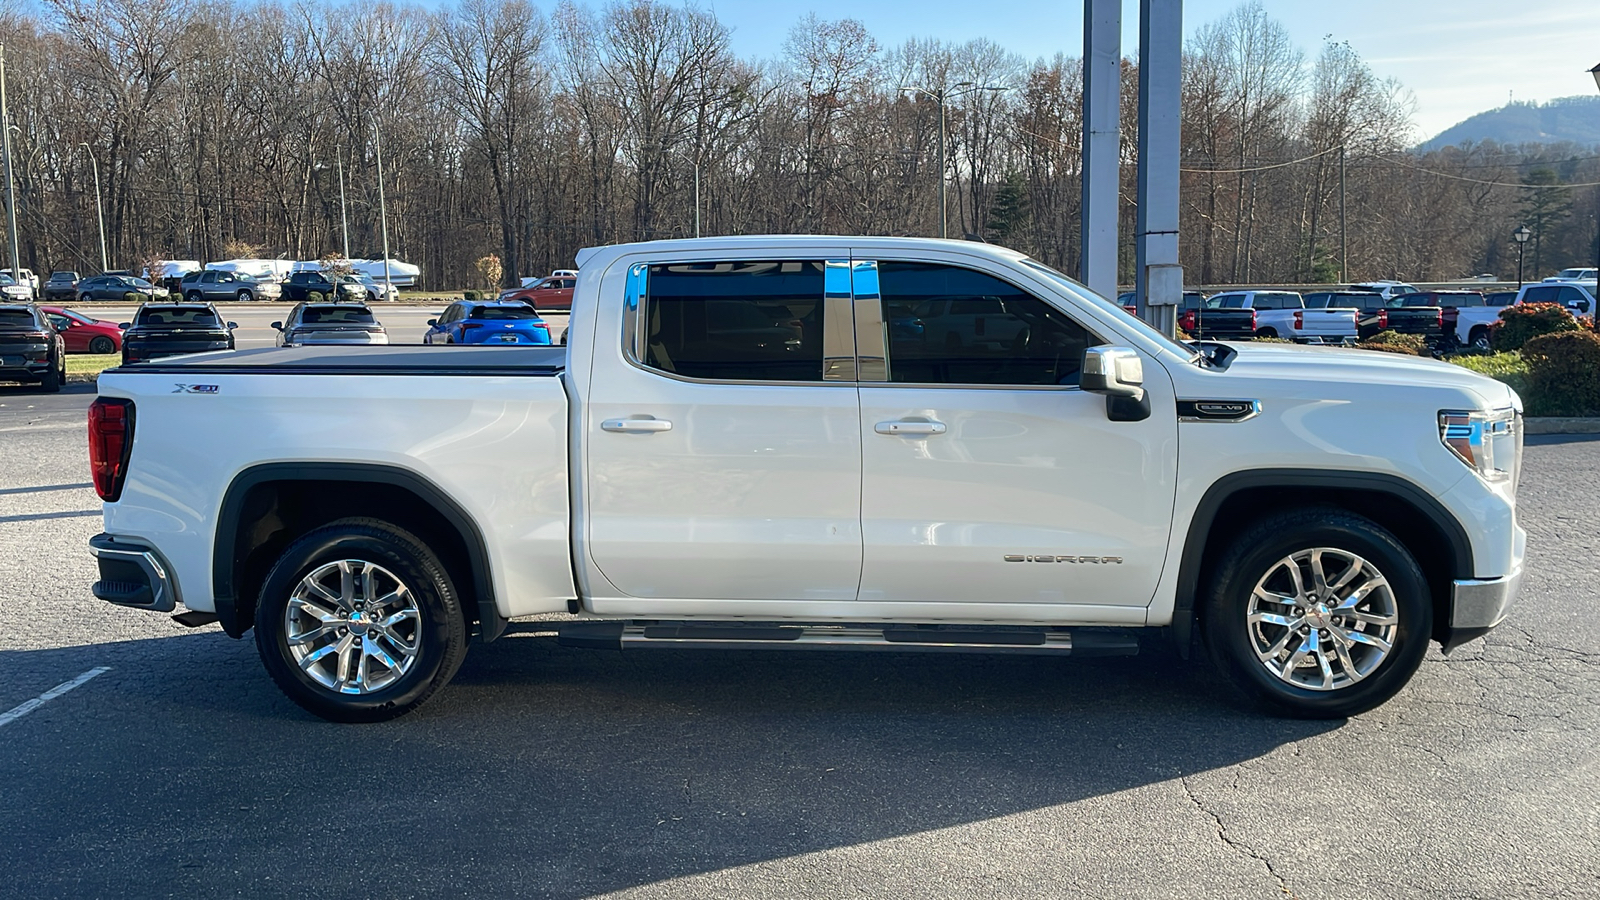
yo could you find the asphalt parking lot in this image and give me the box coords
[1,385,1596,899]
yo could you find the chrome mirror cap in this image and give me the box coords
[1082,346,1146,401]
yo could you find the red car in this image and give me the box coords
[40,306,124,354]
[498,274,575,312]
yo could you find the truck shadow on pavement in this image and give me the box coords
[0,630,1338,898]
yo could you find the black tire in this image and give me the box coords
[237,289,253,302]
[37,350,62,393]
[88,335,116,355]
[254,518,469,722]
[1469,327,1490,352]
[78,292,92,304]
[1255,327,1278,339]
[1201,508,1431,719]
[185,291,202,302]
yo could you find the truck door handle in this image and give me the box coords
[875,420,946,435]
[601,417,673,434]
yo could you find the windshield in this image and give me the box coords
[1020,259,1196,358]
[136,307,218,327]
[300,306,375,324]
[0,309,34,327]
[0,275,15,287]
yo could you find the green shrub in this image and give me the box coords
[1520,331,1600,417]
[1359,330,1427,355]
[123,291,144,303]
[308,291,327,303]
[1448,351,1530,399]
[1491,302,1578,351]
[1252,336,1293,344]
[464,290,482,302]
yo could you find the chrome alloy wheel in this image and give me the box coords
[285,559,421,694]
[1245,548,1399,691]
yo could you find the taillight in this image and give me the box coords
[88,398,135,502]
[1293,310,1304,329]
[1250,310,1258,329]
[1377,309,1388,328]
[1179,310,1196,330]
[1437,309,1445,329]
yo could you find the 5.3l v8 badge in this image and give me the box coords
[1004,554,1124,564]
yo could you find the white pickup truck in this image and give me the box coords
[87,237,1525,722]
[1196,290,1359,344]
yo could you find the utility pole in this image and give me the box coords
[0,45,21,284]
[79,143,107,273]
[1339,144,1347,283]
[692,153,701,238]
[903,82,1004,241]
[336,145,349,260]
[372,123,392,296]
[1134,0,1182,337]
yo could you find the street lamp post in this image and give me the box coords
[0,45,20,283]
[1590,64,1599,280]
[1513,225,1532,286]
[336,145,349,260]
[78,143,107,273]
[371,123,392,297]
[902,82,1007,239]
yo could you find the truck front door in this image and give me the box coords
[584,257,864,603]
[851,257,1178,612]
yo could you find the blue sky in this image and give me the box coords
[701,0,1599,140]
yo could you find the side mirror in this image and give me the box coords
[426,319,438,327]
[226,322,238,330]
[118,322,131,329]
[1081,346,1151,422]
[270,321,283,330]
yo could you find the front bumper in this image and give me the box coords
[1441,525,1525,652]
[89,533,181,612]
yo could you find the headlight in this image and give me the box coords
[1440,407,1521,488]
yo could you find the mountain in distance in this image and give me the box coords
[1421,95,1600,151]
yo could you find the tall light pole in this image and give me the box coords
[1513,225,1531,286]
[78,143,107,272]
[371,123,392,296]
[1590,64,1599,280]
[1339,144,1347,283]
[336,145,349,260]
[902,82,1006,239]
[0,45,20,283]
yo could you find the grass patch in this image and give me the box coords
[66,353,121,378]
[1447,351,1530,398]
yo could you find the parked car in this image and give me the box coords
[499,274,576,311]
[1304,291,1443,343]
[1,267,39,292]
[424,299,552,345]
[0,273,33,301]
[1195,290,1358,343]
[1395,291,1485,349]
[280,271,366,303]
[88,235,1525,723]
[119,302,236,365]
[77,274,168,302]
[355,273,400,303]
[273,302,389,346]
[0,303,65,391]
[1349,281,1419,301]
[1117,290,1208,317]
[179,270,280,303]
[1512,282,1597,318]
[40,306,123,354]
[1543,268,1597,282]
[42,271,79,302]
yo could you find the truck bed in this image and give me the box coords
[113,344,568,376]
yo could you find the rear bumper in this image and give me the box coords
[89,533,181,612]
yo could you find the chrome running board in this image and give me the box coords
[553,622,1138,657]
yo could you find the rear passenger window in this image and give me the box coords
[878,261,1100,387]
[643,261,825,382]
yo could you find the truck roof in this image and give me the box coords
[575,235,1029,272]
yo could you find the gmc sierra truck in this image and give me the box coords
[87,237,1525,722]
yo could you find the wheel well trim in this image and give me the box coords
[212,461,503,642]
[1174,468,1474,615]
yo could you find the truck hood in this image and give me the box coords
[1207,341,1519,410]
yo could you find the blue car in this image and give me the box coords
[424,299,552,345]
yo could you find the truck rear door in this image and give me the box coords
[583,255,864,603]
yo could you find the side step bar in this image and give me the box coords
[554,622,1138,657]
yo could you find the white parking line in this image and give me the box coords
[0,667,111,728]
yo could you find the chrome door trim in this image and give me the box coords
[851,260,888,382]
[823,259,856,381]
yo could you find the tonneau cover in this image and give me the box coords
[109,344,567,376]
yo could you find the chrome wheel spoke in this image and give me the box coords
[1246,547,1399,692]
[285,559,421,695]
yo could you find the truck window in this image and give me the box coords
[1521,286,1558,304]
[643,260,825,382]
[878,261,1100,387]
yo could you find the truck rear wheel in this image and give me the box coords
[1201,508,1431,718]
[254,518,468,722]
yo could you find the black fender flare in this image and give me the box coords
[1170,468,1474,648]
[212,462,504,642]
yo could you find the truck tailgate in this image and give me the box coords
[96,345,575,619]
[1296,309,1358,340]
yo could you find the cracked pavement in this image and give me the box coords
[0,385,1595,899]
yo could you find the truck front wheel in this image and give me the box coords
[254,518,468,722]
[1201,508,1431,718]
